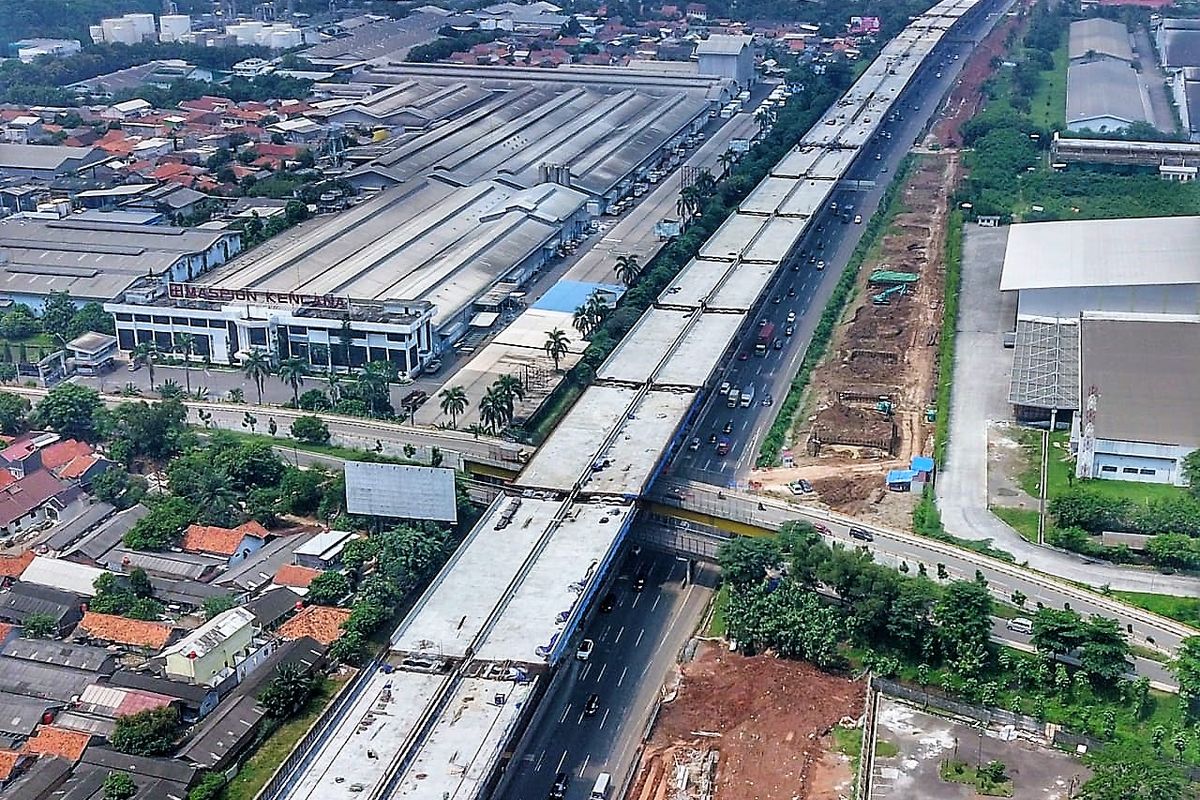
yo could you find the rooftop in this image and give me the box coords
[0,695,58,737]
[695,33,752,55]
[0,143,102,172]
[1000,216,1200,291]
[160,606,255,661]
[1066,59,1151,128]
[274,564,322,589]
[1069,18,1134,62]
[1080,313,1200,446]
[276,605,350,645]
[181,521,268,557]
[77,611,174,650]
[0,472,67,529]
[518,385,639,491]
[1,638,112,671]
[20,556,106,598]
[22,726,91,763]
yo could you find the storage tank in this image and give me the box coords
[126,13,157,41]
[267,27,302,49]
[160,15,192,42]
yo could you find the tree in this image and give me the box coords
[478,387,506,434]
[242,348,271,404]
[614,253,642,287]
[297,389,330,411]
[109,399,189,464]
[934,580,993,678]
[132,342,157,390]
[492,374,525,424]
[212,439,285,491]
[1080,743,1189,800]
[102,772,137,800]
[21,611,56,638]
[1030,607,1087,661]
[290,415,330,444]
[278,357,308,405]
[717,536,781,589]
[187,773,227,800]
[306,571,352,606]
[0,391,30,435]
[0,305,39,339]
[543,328,571,371]
[39,291,75,339]
[1173,636,1200,710]
[358,361,395,418]
[124,496,193,551]
[0,364,15,384]
[717,148,737,178]
[258,662,316,720]
[203,594,239,620]
[193,471,239,525]
[111,707,180,756]
[1184,450,1200,500]
[438,386,469,428]
[174,333,196,395]
[278,467,328,516]
[328,629,368,665]
[1078,615,1131,687]
[68,302,115,338]
[33,383,104,440]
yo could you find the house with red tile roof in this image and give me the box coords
[0,471,70,537]
[0,749,29,782]
[77,611,175,652]
[182,521,267,566]
[277,605,350,645]
[22,726,91,763]
[0,551,34,583]
[273,564,322,590]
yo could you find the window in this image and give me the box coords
[134,315,151,323]
[1122,467,1138,474]
[1100,465,1118,473]
[116,313,132,322]
[289,326,308,336]
[387,333,407,342]
[1140,468,1156,475]
[152,316,168,325]
[248,329,267,346]
[190,318,208,328]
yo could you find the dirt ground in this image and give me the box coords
[751,155,957,526]
[629,643,864,800]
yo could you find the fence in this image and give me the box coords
[855,675,879,800]
[873,678,1044,736]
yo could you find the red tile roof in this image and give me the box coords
[277,605,350,645]
[78,611,173,650]
[38,440,93,471]
[182,521,268,557]
[23,726,90,763]
[274,564,322,589]
[0,551,34,578]
[0,750,23,781]
[57,455,101,481]
[0,471,66,527]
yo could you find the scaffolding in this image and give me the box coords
[1007,317,1080,411]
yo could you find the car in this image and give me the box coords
[813,522,831,535]
[633,574,647,591]
[738,351,749,361]
[849,526,874,542]
[771,294,782,304]
[816,260,825,270]
[599,592,616,613]
[881,166,889,173]
[854,214,863,224]
[716,438,731,456]
[787,286,796,298]
[790,263,800,272]
[584,694,601,716]
[786,311,797,324]
[798,478,813,493]
[758,319,769,327]
[423,358,443,375]
[784,324,795,336]
[550,772,570,800]
[708,432,718,444]
[127,361,142,372]
[576,638,595,661]
[688,437,700,451]
[773,338,783,350]
[874,153,882,160]
[1006,617,1034,634]
[720,380,731,395]
[762,394,773,406]
[723,419,734,434]
[788,481,804,495]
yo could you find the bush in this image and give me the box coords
[111,707,180,756]
[291,415,330,445]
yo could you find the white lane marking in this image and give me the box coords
[596,663,607,682]
[579,754,591,778]
[556,750,568,773]
[651,593,662,611]
[580,663,592,682]
[631,591,641,608]
[599,708,610,729]
[613,626,625,645]
[560,703,572,724]
[535,751,545,772]
[600,624,611,641]
[618,666,628,687]
[634,628,645,648]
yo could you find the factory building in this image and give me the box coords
[695,34,756,88]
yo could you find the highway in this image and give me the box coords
[652,479,1199,652]
[671,9,1005,487]
[501,551,717,800]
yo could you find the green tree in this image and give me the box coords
[278,356,308,405]
[614,253,642,287]
[109,399,189,464]
[203,594,239,620]
[290,415,330,445]
[39,291,76,339]
[328,629,368,665]
[258,661,316,720]
[1184,450,1200,500]
[132,342,157,390]
[32,383,105,440]
[1080,743,1188,800]
[111,706,180,756]
[0,305,40,339]
[717,536,781,589]
[68,302,115,338]
[543,328,571,371]
[1173,636,1200,711]
[0,391,30,435]
[124,496,193,551]
[21,611,57,638]
[1031,607,1087,661]
[934,580,993,678]
[306,571,352,606]
[242,348,271,404]
[186,772,227,800]
[477,387,506,434]
[212,439,284,491]
[102,772,137,800]
[438,386,469,428]
[1078,615,1131,687]
[277,467,328,517]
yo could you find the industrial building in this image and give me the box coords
[695,34,756,88]
[1074,313,1200,484]
[1156,18,1200,71]
[1066,59,1152,133]
[1069,18,1134,64]
[0,144,107,181]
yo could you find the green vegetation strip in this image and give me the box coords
[757,155,916,467]
[1114,592,1200,629]
[932,209,962,465]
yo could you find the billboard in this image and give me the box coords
[344,462,458,522]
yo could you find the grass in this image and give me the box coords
[707,583,730,638]
[222,676,349,800]
[202,427,423,466]
[875,739,899,758]
[524,381,584,445]
[991,506,1039,543]
[1028,42,1067,130]
[1113,591,1200,628]
[833,723,863,797]
[932,209,963,466]
[940,759,1014,797]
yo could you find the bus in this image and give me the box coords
[755,322,775,355]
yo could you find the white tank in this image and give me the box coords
[125,13,157,41]
[160,15,192,42]
[267,27,302,49]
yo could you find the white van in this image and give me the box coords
[1006,617,1033,634]
[591,773,611,799]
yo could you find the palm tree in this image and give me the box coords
[195,471,237,523]
[492,374,526,424]
[694,169,717,199]
[717,149,737,178]
[573,304,594,337]
[174,333,195,395]
[543,328,571,371]
[585,290,609,329]
[614,254,641,287]
[132,342,157,390]
[358,361,394,418]
[337,319,354,370]
[438,386,469,428]
[278,357,308,405]
[228,387,245,404]
[478,387,506,434]
[326,371,342,404]
[242,349,271,405]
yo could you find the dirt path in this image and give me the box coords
[629,644,863,800]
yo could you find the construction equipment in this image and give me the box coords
[925,407,937,422]
[875,400,894,415]
[871,284,907,304]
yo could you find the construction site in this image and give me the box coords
[627,644,864,800]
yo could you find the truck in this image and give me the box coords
[755,322,775,355]
[739,385,755,407]
[727,388,740,408]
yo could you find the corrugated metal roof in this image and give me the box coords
[1066,60,1150,128]
[695,34,751,55]
[1069,18,1133,62]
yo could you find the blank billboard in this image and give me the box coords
[344,462,458,522]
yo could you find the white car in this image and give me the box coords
[576,638,595,661]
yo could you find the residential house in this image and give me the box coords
[42,500,115,555]
[273,564,322,592]
[0,654,106,703]
[0,473,72,541]
[18,557,106,598]
[77,747,199,796]
[101,99,153,121]
[181,521,267,567]
[293,530,358,570]
[1,639,114,674]
[212,531,317,596]
[0,749,31,785]
[107,671,219,721]
[22,727,92,764]
[244,586,301,632]
[62,505,149,565]
[38,439,108,486]
[0,755,72,800]
[103,547,222,582]
[276,605,350,646]
[161,607,257,686]
[0,584,83,634]
[0,552,34,586]
[0,694,61,740]
[74,611,175,653]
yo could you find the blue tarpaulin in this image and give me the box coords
[532,280,625,313]
[886,469,917,484]
[911,456,935,473]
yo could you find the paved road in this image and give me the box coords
[654,480,1199,648]
[671,15,999,487]
[501,551,717,800]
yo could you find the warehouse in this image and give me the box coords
[0,216,241,309]
[1069,18,1134,64]
[1066,59,1152,133]
[1073,313,1200,485]
[696,34,755,88]
[1156,18,1200,71]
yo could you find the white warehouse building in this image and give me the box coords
[696,34,755,89]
